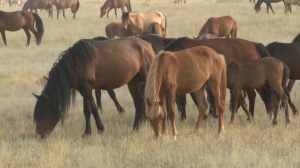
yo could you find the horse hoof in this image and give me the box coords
[286,119,290,125]
[82,133,91,138]
[118,107,125,113]
[180,117,186,122]
[272,120,277,125]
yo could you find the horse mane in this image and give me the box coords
[292,33,300,43]
[164,37,190,51]
[121,12,130,20]
[34,39,95,124]
[145,51,164,119]
[92,36,108,41]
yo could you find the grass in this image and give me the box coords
[1,0,300,167]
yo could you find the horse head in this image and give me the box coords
[254,3,261,12]
[100,6,106,18]
[121,12,130,31]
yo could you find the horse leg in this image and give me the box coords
[0,30,7,46]
[57,8,59,19]
[238,91,252,122]
[190,92,208,120]
[62,9,66,19]
[247,89,256,117]
[167,88,178,140]
[95,89,103,113]
[161,96,168,134]
[194,86,208,132]
[175,94,182,115]
[90,95,105,133]
[229,89,240,124]
[106,7,112,18]
[121,7,125,13]
[27,24,40,45]
[107,89,125,114]
[206,86,218,118]
[177,94,187,121]
[114,8,117,18]
[22,27,31,46]
[269,3,275,13]
[285,80,299,115]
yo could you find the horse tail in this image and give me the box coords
[233,20,237,38]
[128,0,132,12]
[255,43,270,58]
[220,56,227,106]
[32,13,44,45]
[22,0,30,11]
[72,1,80,13]
[292,33,300,43]
[163,13,167,37]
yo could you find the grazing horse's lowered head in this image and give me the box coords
[254,3,261,12]
[121,12,130,30]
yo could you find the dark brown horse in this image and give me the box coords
[165,37,270,121]
[0,11,44,46]
[135,34,175,50]
[254,0,284,13]
[32,37,155,138]
[100,0,131,18]
[53,0,80,19]
[22,0,54,18]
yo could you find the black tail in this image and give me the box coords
[256,43,270,58]
[292,33,300,43]
[32,13,44,45]
[163,14,167,37]
[128,0,132,12]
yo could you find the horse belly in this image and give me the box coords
[176,70,208,94]
[37,1,48,8]
[2,17,25,31]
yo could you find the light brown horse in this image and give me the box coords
[53,0,79,19]
[0,10,44,46]
[22,0,54,18]
[121,11,167,37]
[196,16,237,39]
[100,0,131,18]
[227,57,290,125]
[105,22,133,39]
[149,22,164,37]
[32,37,155,138]
[145,46,227,139]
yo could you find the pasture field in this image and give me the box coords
[1,0,300,167]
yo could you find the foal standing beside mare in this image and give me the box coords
[100,0,131,18]
[0,11,44,46]
[32,37,155,138]
[145,46,227,139]
[196,16,237,39]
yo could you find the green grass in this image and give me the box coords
[1,0,300,167]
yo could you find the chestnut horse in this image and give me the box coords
[53,0,80,19]
[149,22,164,37]
[227,57,290,124]
[121,11,167,37]
[165,37,270,121]
[100,0,131,18]
[0,11,44,46]
[22,0,54,18]
[145,46,227,139]
[254,0,285,13]
[196,16,237,39]
[32,37,155,138]
[105,22,133,39]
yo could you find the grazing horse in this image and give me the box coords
[105,22,133,39]
[149,22,164,37]
[196,16,237,39]
[254,0,284,13]
[284,0,300,13]
[165,37,270,121]
[227,57,290,124]
[0,11,44,46]
[32,37,155,138]
[121,11,167,37]
[145,46,227,139]
[22,0,54,18]
[135,34,175,50]
[53,0,80,19]
[100,0,131,18]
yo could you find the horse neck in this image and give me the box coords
[255,0,263,7]
[102,0,111,9]
[145,57,163,103]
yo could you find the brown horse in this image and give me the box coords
[121,11,167,37]
[105,22,133,39]
[0,11,44,46]
[149,22,164,37]
[136,34,175,51]
[254,0,284,13]
[165,37,270,121]
[196,16,237,39]
[145,46,227,139]
[22,0,53,18]
[284,0,300,13]
[32,37,155,138]
[227,57,290,124]
[100,0,131,18]
[53,0,80,19]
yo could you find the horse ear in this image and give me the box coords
[32,93,40,99]
[41,92,50,104]
[159,100,163,106]
[43,76,49,81]
[146,98,151,106]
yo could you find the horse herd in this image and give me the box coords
[0,1,300,140]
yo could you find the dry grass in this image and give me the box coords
[1,0,300,167]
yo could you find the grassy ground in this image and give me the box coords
[1,0,300,167]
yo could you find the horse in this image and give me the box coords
[227,57,290,124]
[0,0,5,8]
[135,34,175,50]
[105,22,133,39]
[22,0,54,18]
[164,37,270,121]
[149,22,164,37]
[196,16,237,39]
[144,46,227,139]
[174,0,186,4]
[254,0,284,13]
[194,33,218,40]
[0,11,44,46]
[121,11,167,37]
[32,37,155,138]
[100,0,131,18]
[52,0,80,19]
[284,0,300,13]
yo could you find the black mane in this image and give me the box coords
[121,12,130,20]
